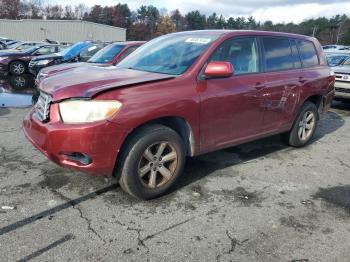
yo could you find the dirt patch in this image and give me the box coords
[313,186,350,210]
[279,216,316,233]
[38,171,70,191]
[0,108,10,116]
[213,187,264,207]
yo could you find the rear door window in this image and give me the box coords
[209,37,260,75]
[290,39,302,69]
[262,37,294,72]
[297,40,319,68]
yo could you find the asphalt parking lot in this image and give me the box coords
[0,102,350,262]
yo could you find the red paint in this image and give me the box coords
[204,61,233,77]
[23,31,335,176]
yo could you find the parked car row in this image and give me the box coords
[323,45,350,51]
[23,30,335,200]
[0,44,65,75]
[33,41,144,81]
[0,37,145,77]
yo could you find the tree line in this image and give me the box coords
[1,0,349,44]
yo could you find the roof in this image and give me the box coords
[0,19,126,31]
[113,41,146,45]
[169,30,314,40]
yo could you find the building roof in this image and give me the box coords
[0,19,126,31]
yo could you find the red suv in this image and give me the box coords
[23,30,335,199]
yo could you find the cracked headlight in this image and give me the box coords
[59,100,122,124]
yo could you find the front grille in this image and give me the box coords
[335,87,350,94]
[335,72,350,82]
[35,92,52,122]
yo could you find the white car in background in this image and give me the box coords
[331,57,350,101]
[323,45,350,51]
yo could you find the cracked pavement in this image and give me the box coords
[0,102,350,261]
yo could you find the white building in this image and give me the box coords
[0,19,126,43]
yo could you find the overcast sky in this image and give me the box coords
[53,0,350,23]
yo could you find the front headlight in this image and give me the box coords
[59,100,122,124]
[37,59,52,66]
[0,57,9,61]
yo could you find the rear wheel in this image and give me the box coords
[9,61,26,75]
[284,101,318,147]
[118,124,186,200]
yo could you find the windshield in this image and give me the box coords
[16,43,39,51]
[117,34,219,75]
[26,46,40,53]
[59,42,90,58]
[343,57,350,66]
[6,42,23,49]
[327,55,349,66]
[88,44,124,63]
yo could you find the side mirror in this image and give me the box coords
[204,61,233,78]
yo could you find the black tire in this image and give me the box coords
[284,101,318,147]
[9,61,26,76]
[118,124,186,200]
[10,75,27,89]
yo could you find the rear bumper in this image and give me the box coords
[23,105,128,176]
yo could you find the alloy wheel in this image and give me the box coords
[13,76,26,88]
[138,141,178,189]
[12,63,25,75]
[298,110,316,141]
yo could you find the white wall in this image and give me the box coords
[0,20,126,42]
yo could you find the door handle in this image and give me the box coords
[255,82,266,90]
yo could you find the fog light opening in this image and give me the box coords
[63,152,92,166]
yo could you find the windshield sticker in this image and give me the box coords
[185,38,212,44]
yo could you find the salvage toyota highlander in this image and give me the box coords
[23,30,335,199]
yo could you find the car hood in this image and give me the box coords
[0,50,28,56]
[332,65,350,74]
[39,67,176,101]
[40,62,107,76]
[32,53,62,61]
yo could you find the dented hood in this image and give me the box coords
[40,62,109,77]
[39,66,175,101]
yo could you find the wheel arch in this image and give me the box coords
[303,94,323,119]
[113,116,195,178]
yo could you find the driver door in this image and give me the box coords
[198,37,267,153]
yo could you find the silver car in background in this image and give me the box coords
[331,57,350,101]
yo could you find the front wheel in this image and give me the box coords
[9,61,26,75]
[284,101,318,147]
[118,124,186,200]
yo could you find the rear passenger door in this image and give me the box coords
[260,37,303,132]
[296,39,330,107]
